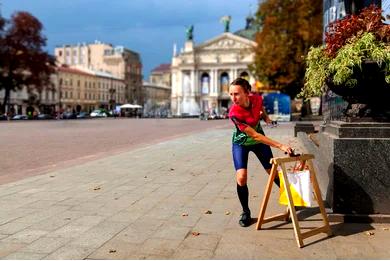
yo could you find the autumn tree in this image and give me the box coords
[0,11,55,114]
[249,0,323,97]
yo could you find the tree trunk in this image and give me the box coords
[2,87,10,114]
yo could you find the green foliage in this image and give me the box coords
[298,46,330,98]
[329,33,390,86]
[300,32,390,98]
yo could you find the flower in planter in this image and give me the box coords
[299,5,390,99]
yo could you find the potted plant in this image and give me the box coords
[300,5,390,120]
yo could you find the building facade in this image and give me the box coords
[0,75,58,116]
[54,41,143,106]
[142,81,171,117]
[57,66,126,113]
[171,33,256,116]
[150,63,172,87]
[171,19,257,116]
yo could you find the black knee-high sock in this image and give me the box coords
[274,177,280,187]
[237,184,250,213]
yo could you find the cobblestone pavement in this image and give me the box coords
[0,118,230,185]
[0,122,389,259]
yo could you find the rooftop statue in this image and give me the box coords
[220,15,231,32]
[186,25,194,41]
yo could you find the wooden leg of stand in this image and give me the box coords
[256,163,278,230]
[307,160,332,236]
[280,163,304,247]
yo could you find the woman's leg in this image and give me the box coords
[232,144,252,227]
[252,143,280,187]
[236,168,250,213]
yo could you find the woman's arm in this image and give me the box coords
[261,106,272,124]
[243,126,293,153]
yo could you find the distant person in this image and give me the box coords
[228,78,293,227]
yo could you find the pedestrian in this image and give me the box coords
[228,78,293,227]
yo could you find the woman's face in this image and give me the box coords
[229,84,249,106]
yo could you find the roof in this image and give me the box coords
[57,66,123,81]
[233,16,260,41]
[151,63,171,73]
[57,66,92,77]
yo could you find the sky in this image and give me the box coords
[1,0,259,79]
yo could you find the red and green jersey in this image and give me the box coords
[229,93,265,146]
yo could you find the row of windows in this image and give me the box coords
[59,78,124,90]
[61,91,124,101]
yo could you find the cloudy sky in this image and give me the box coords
[2,0,259,79]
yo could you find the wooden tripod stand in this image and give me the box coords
[255,154,332,248]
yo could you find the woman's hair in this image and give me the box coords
[230,78,251,93]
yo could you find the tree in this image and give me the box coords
[249,0,323,98]
[0,11,55,114]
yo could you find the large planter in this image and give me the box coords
[325,61,390,121]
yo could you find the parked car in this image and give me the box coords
[11,114,28,120]
[0,114,7,121]
[37,114,54,120]
[62,112,77,119]
[90,109,107,118]
[77,112,90,119]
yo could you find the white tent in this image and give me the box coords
[120,104,142,109]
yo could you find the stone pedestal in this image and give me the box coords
[298,121,390,221]
[294,122,315,137]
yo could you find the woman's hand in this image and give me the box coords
[279,144,293,155]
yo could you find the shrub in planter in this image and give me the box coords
[299,5,390,120]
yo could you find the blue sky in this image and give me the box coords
[2,0,259,79]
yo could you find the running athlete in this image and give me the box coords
[229,78,293,227]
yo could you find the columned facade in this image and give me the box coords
[171,32,256,116]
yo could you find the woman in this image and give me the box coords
[228,78,293,227]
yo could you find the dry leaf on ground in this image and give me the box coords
[181,213,188,217]
[365,231,375,236]
[204,210,212,214]
[192,231,200,236]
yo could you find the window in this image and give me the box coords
[201,72,210,94]
[77,80,80,87]
[220,72,229,93]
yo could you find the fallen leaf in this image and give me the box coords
[170,168,175,171]
[49,175,55,178]
[252,195,258,198]
[204,210,212,214]
[109,249,116,253]
[382,227,389,231]
[64,217,71,220]
[93,186,101,191]
[365,231,375,236]
[225,211,231,215]
[144,176,147,178]
[114,198,119,200]
[181,213,189,217]
[192,231,200,236]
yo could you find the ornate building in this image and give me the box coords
[171,17,258,116]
